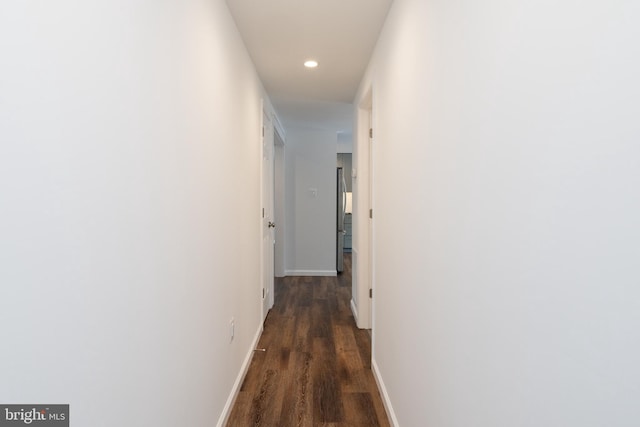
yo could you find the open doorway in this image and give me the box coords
[337,152,353,273]
[273,124,285,279]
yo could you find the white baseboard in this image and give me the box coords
[350,298,359,325]
[216,324,263,427]
[284,269,337,277]
[372,357,400,427]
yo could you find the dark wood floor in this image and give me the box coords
[226,254,390,427]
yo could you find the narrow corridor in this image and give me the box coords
[226,255,389,426]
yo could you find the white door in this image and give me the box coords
[261,110,275,323]
[367,109,374,329]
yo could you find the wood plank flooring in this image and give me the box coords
[226,255,390,427]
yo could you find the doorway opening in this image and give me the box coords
[274,126,285,279]
[337,152,353,274]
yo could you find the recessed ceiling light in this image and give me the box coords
[304,60,319,68]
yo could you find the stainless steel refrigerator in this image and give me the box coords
[337,167,347,273]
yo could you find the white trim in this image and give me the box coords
[272,112,286,142]
[372,357,400,427]
[216,324,263,427]
[350,298,360,325]
[284,269,337,277]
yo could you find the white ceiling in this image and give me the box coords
[226,0,393,133]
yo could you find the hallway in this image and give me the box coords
[3,1,639,425]
[226,256,390,426]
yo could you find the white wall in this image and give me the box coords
[0,1,267,425]
[337,132,353,154]
[284,128,338,276]
[356,0,640,425]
